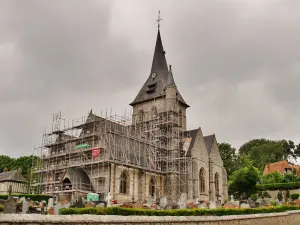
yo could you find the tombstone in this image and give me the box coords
[240,203,250,208]
[86,201,96,208]
[22,201,29,214]
[178,193,187,209]
[223,202,235,209]
[209,201,216,209]
[132,202,143,209]
[159,196,168,209]
[4,197,17,214]
[54,203,61,215]
[106,192,112,207]
[198,202,208,209]
[146,195,152,208]
[47,198,54,210]
[248,199,256,208]
[96,202,106,208]
[260,198,271,207]
[230,195,234,202]
[72,198,84,208]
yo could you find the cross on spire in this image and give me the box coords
[156,10,162,29]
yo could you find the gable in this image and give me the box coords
[209,136,224,166]
[183,128,209,161]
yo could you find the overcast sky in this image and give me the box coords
[1,0,300,157]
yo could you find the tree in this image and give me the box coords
[261,171,283,184]
[218,143,238,178]
[238,139,297,172]
[229,166,260,199]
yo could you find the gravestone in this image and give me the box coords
[47,198,54,209]
[132,202,143,208]
[22,201,29,214]
[106,192,112,207]
[159,196,167,209]
[223,202,235,209]
[230,195,234,202]
[240,203,250,208]
[4,197,17,214]
[54,203,61,215]
[178,193,187,209]
[209,201,216,209]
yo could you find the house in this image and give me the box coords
[263,160,300,176]
[0,168,28,194]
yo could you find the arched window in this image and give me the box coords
[215,173,219,195]
[149,177,156,197]
[120,171,129,194]
[199,168,205,193]
[63,178,72,190]
[139,110,145,123]
[152,106,158,119]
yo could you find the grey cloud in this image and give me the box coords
[1,0,300,157]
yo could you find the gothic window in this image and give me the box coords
[139,110,145,123]
[215,173,219,195]
[199,168,205,193]
[149,177,156,197]
[152,106,158,119]
[120,171,129,194]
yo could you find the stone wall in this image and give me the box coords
[1,211,300,225]
[267,189,300,199]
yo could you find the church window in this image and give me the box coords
[120,170,129,194]
[199,168,205,193]
[139,110,145,123]
[149,177,156,197]
[215,173,219,195]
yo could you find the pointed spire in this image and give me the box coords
[166,65,175,87]
[151,29,168,73]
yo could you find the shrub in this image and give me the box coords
[277,191,283,201]
[286,189,290,199]
[263,191,271,198]
[291,193,299,200]
[0,194,53,202]
[250,194,258,201]
[60,205,300,216]
[257,182,300,191]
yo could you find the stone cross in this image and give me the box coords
[106,192,112,207]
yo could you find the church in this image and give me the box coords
[31,24,228,206]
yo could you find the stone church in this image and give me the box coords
[32,26,228,206]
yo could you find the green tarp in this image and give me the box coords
[74,144,90,149]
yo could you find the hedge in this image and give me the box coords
[60,205,300,216]
[257,182,300,191]
[0,194,53,202]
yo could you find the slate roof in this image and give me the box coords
[203,134,215,153]
[182,129,199,151]
[0,170,27,183]
[130,29,189,107]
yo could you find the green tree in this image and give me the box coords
[218,143,238,178]
[261,171,283,184]
[229,166,260,199]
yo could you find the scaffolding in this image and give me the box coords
[30,100,197,203]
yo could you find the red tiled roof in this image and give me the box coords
[263,160,300,176]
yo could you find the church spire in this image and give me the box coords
[150,29,168,74]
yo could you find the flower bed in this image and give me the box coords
[60,205,300,216]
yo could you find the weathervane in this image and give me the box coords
[156,10,162,29]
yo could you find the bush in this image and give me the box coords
[250,194,258,201]
[257,182,300,191]
[291,193,299,200]
[277,191,283,201]
[60,205,300,216]
[263,191,271,198]
[0,194,53,202]
[286,189,290,199]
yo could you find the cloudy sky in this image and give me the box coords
[1,0,300,157]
